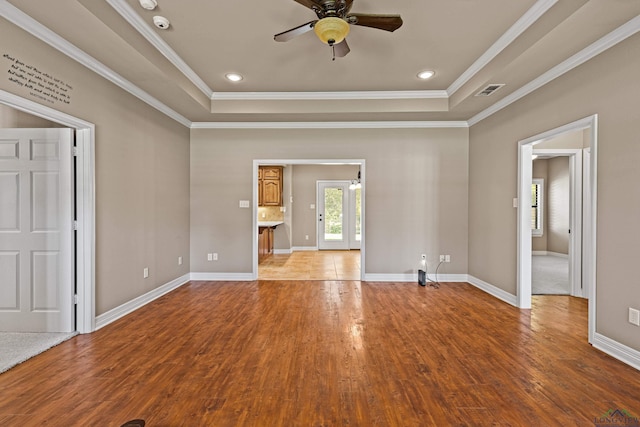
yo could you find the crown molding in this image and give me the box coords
[105,0,213,98]
[191,121,468,129]
[211,90,449,101]
[468,14,640,126]
[0,0,192,128]
[446,0,558,96]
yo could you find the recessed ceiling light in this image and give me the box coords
[417,70,435,80]
[225,73,243,82]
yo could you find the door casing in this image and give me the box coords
[517,115,597,343]
[1,89,96,334]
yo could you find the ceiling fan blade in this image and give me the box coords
[274,20,317,42]
[347,14,403,32]
[334,39,350,57]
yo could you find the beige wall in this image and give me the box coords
[547,157,569,255]
[190,127,469,276]
[0,19,191,315]
[469,32,640,349]
[291,164,359,248]
[0,104,63,127]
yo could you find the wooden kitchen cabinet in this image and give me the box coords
[258,166,282,206]
[258,226,274,263]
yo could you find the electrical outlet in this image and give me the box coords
[213,253,218,261]
[421,254,427,261]
[143,267,149,279]
[445,255,451,263]
[439,255,445,262]
[629,308,640,326]
[178,256,183,265]
[207,253,213,261]
[305,235,309,240]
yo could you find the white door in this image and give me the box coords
[317,181,350,250]
[0,128,74,332]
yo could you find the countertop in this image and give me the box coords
[258,221,284,227]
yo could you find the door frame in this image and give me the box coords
[252,159,365,281]
[517,114,597,343]
[317,180,351,251]
[530,148,583,298]
[1,89,95,334]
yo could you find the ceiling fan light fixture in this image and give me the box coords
[314,17,350,46]
[417,70,435,80]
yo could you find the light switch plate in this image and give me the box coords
[629,308,640,326]
[239,200,250,208]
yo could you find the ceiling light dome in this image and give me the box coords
[314,17,350,46]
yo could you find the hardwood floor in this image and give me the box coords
[1,281,639,426]
[259,250,361,280]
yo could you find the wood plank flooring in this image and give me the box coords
[259,250,361,280]
[1,281,639,426]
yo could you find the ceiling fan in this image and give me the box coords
[274,0,403,59]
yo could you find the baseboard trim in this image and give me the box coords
[592,332,640,371]
[95,273,190,330]
[547,251,569,258]
[532,251,568,258]
[467,275,518,307]
[291,246,318,251]
[364,273,415,282]
[363,273,468,282]
[190,272,254,281]
[273,249,293,255]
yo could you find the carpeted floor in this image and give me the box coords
[532,255,569,295]
[0,332,76,374]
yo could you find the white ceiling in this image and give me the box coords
[3,0,640,124]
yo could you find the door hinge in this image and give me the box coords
[73,294,78,305]
[72,146,78,156]
[73,220,78,230]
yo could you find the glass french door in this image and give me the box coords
[317,181,350,250]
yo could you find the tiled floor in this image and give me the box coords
[259,250,361,280]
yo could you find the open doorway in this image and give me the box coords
[253,159,365,281]
[517,115,597,343]
[531,150,582,296]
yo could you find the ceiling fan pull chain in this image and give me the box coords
[332,45,336,61]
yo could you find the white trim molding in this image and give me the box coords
[95,274,190,330]
[273,249,293,255]
[105,0,213,99]
[291,246,319,252]
[191,121,469,130]
[190,273,255,281]
[0,0,191,127]
[363,273,468,283]
[447,0,558,96]
[212,90,448,101]
[469,15,640,126]
[467,275,519,307]
[592,333,640,371]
